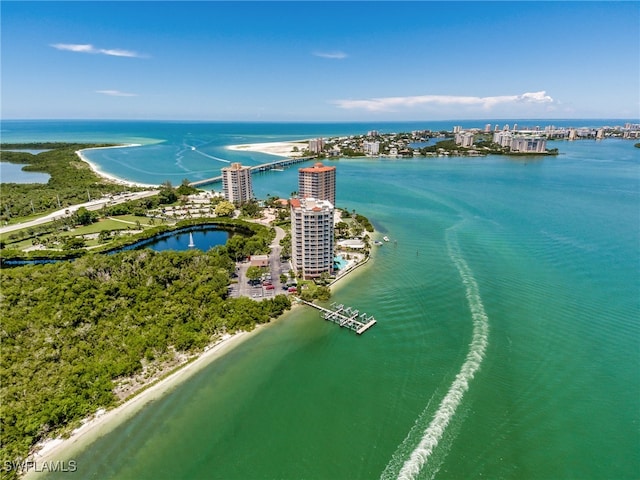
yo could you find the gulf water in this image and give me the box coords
[3,121,638,479]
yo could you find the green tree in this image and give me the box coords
[63,237,86,250]
[240,199,260,218]
[97,230,112,243]
[246,266,263,282]
[74,207,95,226]
[335,221,349,238]
[215,201,235,217]
[158,182,178,204]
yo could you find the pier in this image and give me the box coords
[189,156,316,187]
[300,300,377,335]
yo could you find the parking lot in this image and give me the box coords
[228,258,293,300]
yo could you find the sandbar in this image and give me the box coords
[227,140,307,158]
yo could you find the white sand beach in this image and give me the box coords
[76,145,160,188]
[25,329,261,477]
[227,140,307,158]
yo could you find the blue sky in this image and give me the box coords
[2,1,639,121]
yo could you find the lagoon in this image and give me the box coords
[0,162,50,184]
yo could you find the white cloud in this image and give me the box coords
[333,91,555,111]
[51,43,144,58]
[313,51,348,59]
[96,90,138,97]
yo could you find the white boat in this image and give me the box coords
[188,232,195,248]
[383,236,390,242]
[373,240,383,246]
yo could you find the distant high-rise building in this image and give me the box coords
[298,162,336,206]
[290,197,335,279]
[363,140,380,155]
[455,132,475,148]
[221,162,253,204]
[510,136,547,153]
[485,123,492,133]
[308,138,325,154]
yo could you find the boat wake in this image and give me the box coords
[381,225,489,480]
[191,148,231,163]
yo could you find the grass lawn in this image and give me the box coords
[1,215,154,251]
[109,214,154,225]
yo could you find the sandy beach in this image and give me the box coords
[25,328,263,477]
[227,140,307,158]
[76,144,160,188]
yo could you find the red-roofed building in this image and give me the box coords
[298,162,336,207]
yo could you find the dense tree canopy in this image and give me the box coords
[0,144,143,222]
[0,247,290,476]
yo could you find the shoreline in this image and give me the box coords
[76,144,160,188]
[25,325,270,476]
[226,140,308,158]
[24,261,367,475]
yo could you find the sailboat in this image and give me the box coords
[188,232,195,248]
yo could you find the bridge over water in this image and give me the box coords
[188,156,316,187]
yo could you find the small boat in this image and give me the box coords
[383,236,390,242]
[373,240,383,246]
[188,232,195,248]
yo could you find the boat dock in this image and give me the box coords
[300,300,377,335]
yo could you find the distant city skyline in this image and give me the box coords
[2,1,639,121]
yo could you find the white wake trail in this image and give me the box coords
[186,145,231,163]
[393,229,489,480]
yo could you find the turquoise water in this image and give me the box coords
[334,256,348,270]
[4,121,639,479]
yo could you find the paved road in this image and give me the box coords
[0,190,159,235]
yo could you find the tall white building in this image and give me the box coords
[221,162,253,204]
[493,131,513,147]
[510,136,547,153]
[308,138,325,154]
[290,197,334,279]
[494,132,547,152]
[363,140,380,155]
[455,132,475,148]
